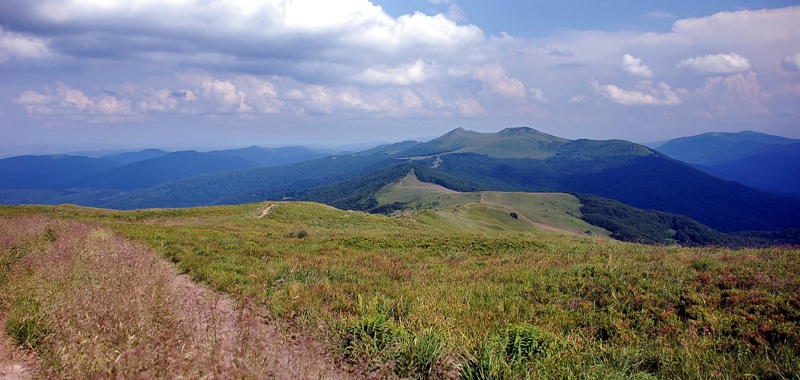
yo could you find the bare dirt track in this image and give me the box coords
[258,203,278,218]
[0,216,353,379]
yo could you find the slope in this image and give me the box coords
[375,171,608,236]
[385,127,800,232]
[208,145,327,166]
[696,142,800,197]
[3,203,798,379]
[103,148,170,164]
[655,130,797,165]
[428,152,800,232]
[398,126,569,159]
[94,153,401,209]
[0,155,121,189]
[71,151,262,190]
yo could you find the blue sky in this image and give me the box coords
[1,0,799,154]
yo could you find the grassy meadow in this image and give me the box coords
[1,201,799,379]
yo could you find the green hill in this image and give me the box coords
[376,171,608,236]
[398,127,569,159]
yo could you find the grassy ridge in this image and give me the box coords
[376,171,607,236]
[3,203,800,378]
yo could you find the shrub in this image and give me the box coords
[340,313,405,368]
[501,324,554,364]
[396,329,448,379]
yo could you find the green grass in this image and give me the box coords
[2,202,799,379]
[376,171,608,236]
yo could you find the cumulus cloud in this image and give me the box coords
[590,79,681,106]
[687,72,769,116]
[357,60,435,85]
[782,53,800,72]
[621,54,653,78]
[677,53,751,75]
[0,0,485,61]
[472,64,527,99]
[15,82,137,122]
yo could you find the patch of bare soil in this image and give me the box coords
[170,272,353,379]
[0,332,36,380]
[258,203,277,218]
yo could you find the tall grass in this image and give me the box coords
[0,215,335,378]
[3,203,800,379]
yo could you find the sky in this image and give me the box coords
[1,0,799,154]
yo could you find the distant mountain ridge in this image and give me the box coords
[71,151,261,190]
[655,130,800,197]
[0,155,120,189]
[695,142,800,197]
[207,145,327,166]
[2,127,800,236]
[399,127,571,159]
[655,130,797,165]
[399,127,653,160]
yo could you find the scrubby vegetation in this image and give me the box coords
[3,203,798,378]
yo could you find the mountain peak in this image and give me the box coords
[398,127,571,159]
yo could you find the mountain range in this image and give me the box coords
[2,127,799,245]
[653,130,800,197]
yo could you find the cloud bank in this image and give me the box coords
[0,1,799,146]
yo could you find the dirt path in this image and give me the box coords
[0,218,353,379]
[258,203,277,218]
[170,271,352,379]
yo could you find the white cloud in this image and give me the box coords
[450,97,485,117]
[0,28,51,62]
[677,53,751,75]
[472,64,526,99]
[782,53,800,72]
[530,88,548,103]
[687,72,768,116]
[672,7,800,46]
[357,60,435,85]
[646,10,676,19]
[621,54,653,78]
[591,79,681,106]
[445,4,466,22]
[15,82,137,122]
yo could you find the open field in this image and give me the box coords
[2,202,799,378]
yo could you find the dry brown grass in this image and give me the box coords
[0,216,351,379]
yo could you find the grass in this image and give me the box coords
[0,214,309,378]
[2,202,800,378]
[376,172,608,236]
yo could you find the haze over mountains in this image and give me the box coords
[2,127,799,245]
[653,131,800,197]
